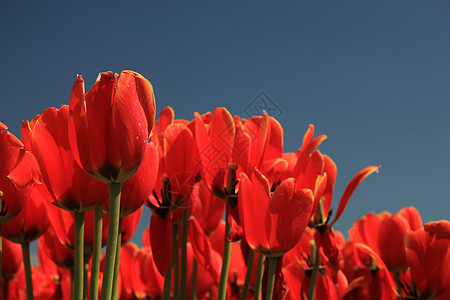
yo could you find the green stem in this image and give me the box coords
[240,249,255,300]
[162,253,173,300]
[100,182,122,300]
[217,216,232,300]
[254,253,265,300]
[111,218,123,300]
[74,212,85,300]
[173,223,180,300]
[394,271,401,299]
[265,256,278,300]
[21,242,34,300]
[180,208,189,299]
[83,254,89,300]
[70,268,75,300]
[191,258,198,300]
[89,205,103,300]
[307,243,321,300]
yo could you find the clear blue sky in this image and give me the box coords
[1,1,449,249]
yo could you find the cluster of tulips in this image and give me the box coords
[0,70,449,300]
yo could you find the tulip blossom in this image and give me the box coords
[163,122,199,207]
[0,122,41,224]
[190,180,225,236]
[190,107,235,198]
[313,164,380,265]
[2,238,23,279]
[104,142,159,218]
[119,243,147,299]
[340,241,397,300]
[0,122,25,180]
[69,70,156,184]
[349,207,423,272]
[26,106,109,212]
[238,168,313,256]
[45,203,109,254]
[2,187,50,244]
[405,220,450,299]
[38,227,75,271]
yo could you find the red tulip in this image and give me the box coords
[69,70,156,184]
[190,180,225,236]
[120,206,143,245]
[2,187,50,243]
[0,122,40,224]
[405,220,450,299]
[46,203,109,254]
[232,113,287,180]
[340,242,397,300]
[313,164,379,265]
[163,123,199,207]
[0,121,26,180]
[38,226,74,270]
[140,246,164,299]
[27,105,109,212]
[191,107,235,197]
[119,243,147,299]
[11,266,61,300]
[1,238,23,279]
[349,207,423,272]
[104,142,158,218]
[149,212,173,275]
[238,168,313,256]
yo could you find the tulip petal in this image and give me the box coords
[238,171,270,253]
[270,182,313,254]
[188,216,213,270]
[150,213,172,275]
[156,106,175,136]
[0,122,25,178]
[322,155,337,220]
[85,72,116,175]
[263,116,284,161]
[245,114,269,170]
[7,151,41,189]
[163,123,198,203]
[68,75,92,174]
[332,166,380,225]
[293,124,327,178]
[113,72,151,182]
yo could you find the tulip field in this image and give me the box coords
[0,70,449,300]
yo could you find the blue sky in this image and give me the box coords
[1,1,449,250]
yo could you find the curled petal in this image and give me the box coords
[331,166,380,225]
[0,122,25,178]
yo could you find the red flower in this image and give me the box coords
[190,180,225,236]
[238,168,313,256]
[104,142,159,218]
[2,186,50,243]
[69,70,156,183]
[0,122,26,180]
[27,105,108,212]
[38,226,74,271]
[1,238,23,279]
[191,107,235,198]
[405,220,450,298]
[0,122,40,224]
[349,207,422,271]
[46,203,109,254]
[163,123,199,207]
